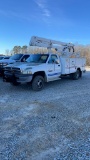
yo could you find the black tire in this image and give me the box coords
[69,73,73,79]
[72,69,80,80]
[10,82,20,86]
[80,71,82,77]
[1,70,4,77]
[10,75,20,86]
[32,75,44,91]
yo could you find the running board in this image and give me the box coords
[47,77,61,82]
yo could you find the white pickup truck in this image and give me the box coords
[3,53,86,91]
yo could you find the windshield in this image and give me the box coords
[26,54,49,63]
[10,54,23,60]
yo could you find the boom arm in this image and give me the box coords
[29,36,74,52]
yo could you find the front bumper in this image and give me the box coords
[3,72,33,83]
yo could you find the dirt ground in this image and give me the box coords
[0,67,90,160]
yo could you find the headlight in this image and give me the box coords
[27,71,32,74]
[21,70,32,74]
[3,63,8,66]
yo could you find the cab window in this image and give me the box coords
[48,55,59,64]
[21,55,30,62]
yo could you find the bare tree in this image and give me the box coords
[75,45,90,66]
[13,46,21,54]
[22,45,28,53]
[5,49,9,55]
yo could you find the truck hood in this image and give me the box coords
[0,59,15,64]
[7,62,43,70]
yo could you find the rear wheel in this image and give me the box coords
[32,75,44,91]
[72,69,81,80]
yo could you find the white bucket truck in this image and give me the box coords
[3,36,86,91]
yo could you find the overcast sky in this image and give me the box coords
[0,0,90,54]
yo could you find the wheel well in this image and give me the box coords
[77,68,81,71]
[33,71,46,80]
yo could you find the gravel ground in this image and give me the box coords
[0,67,90,160]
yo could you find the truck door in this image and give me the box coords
[47,55,61,81]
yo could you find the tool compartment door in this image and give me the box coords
[69,58,76,73]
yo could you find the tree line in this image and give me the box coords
[5,44,90,66]
[75,45,90,66]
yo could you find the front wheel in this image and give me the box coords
[32,75,44,91]
[10,75,20,86]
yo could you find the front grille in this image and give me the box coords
[4,67,21,74]
[0,64,3,68]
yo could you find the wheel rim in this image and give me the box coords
[37,79,43,88]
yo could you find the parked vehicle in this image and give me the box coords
[3,36,86,91]
[0,56,11,61]
[0,53,30,75]
[0,56,5,60]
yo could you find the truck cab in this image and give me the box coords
[3,53,61,88]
